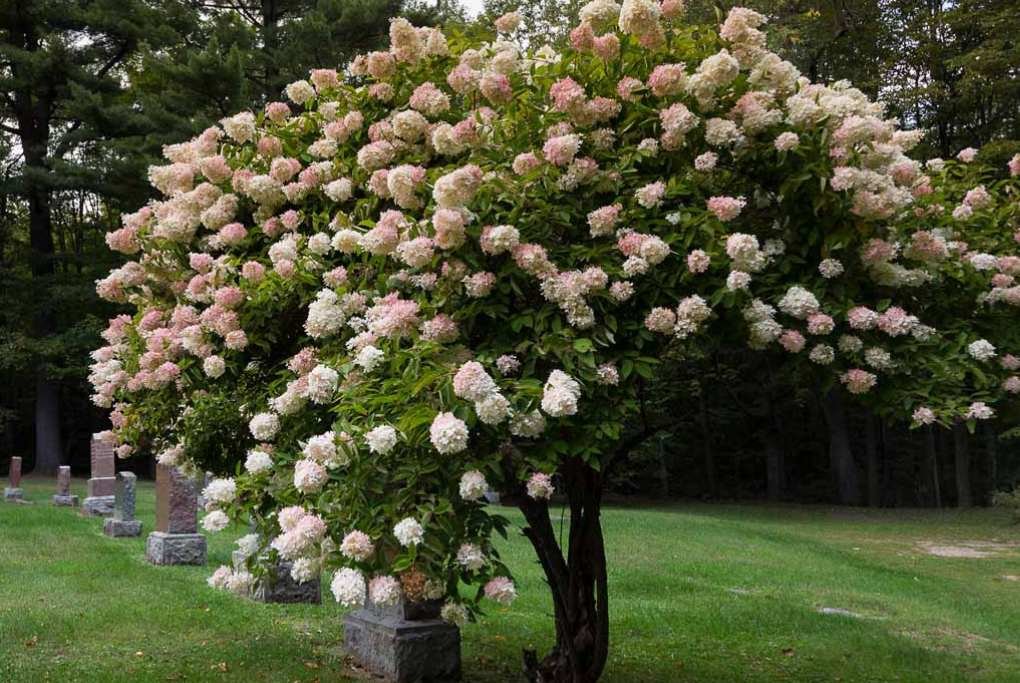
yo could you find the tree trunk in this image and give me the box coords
[925,426,941,508]
[953,421,972,508]
[518,459,609,683]
[34,377,61,473]
[865,413,880,507]
[821,389,861,505]
[697,390,717,498]
[984,424,998,502]
[656,438,669,498]
[764,430,784,502]
[261,0,280,102]
[19,81,62,474]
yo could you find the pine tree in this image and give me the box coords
[0,0,192,471]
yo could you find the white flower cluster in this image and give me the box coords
[393,517,424,547]
[778,286,820,319]
[541,370,581,417]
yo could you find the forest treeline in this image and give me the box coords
[2,0,1018,507]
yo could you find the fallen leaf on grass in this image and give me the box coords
[211,662,228,673]
[25,635,38,648]
[304,661,319,669]
[782,647,795,657]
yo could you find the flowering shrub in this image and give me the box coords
[91,3,1019,679]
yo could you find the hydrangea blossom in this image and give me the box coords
[393,517,424,547]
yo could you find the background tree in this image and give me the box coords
[0,0,193,472]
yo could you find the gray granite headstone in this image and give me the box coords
[4,456,24,502]
[344,598,461,682]
[146,464,206,565]
[52,465,79,506]
[253,560,322,604]
[81,436,115,516]
[104,472,142,537]
[229,540,322,604]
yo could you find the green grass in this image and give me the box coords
[2,478,1020,682]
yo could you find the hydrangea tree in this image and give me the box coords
[90,3,1020,680]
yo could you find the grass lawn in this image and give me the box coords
[2,477,1020,682]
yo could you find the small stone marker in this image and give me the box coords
[4,456,24,502]
[145,464,206,565]
[196,471,213,511]
[52,465,78,506]
[344,598,461,682]
[81,435,116,516]
[103,472,142,537]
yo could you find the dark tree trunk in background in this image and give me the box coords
[34,378,62,473]
[697,390,717,498]
[925,426,942,508]
[764,430,784,502]
[821,389,861,505]
[519,459,608,683]
[764,375,786,502]
[953,421,972,508]
[261,0,280,102]
[656,439,669,498]
[880,422,896,507]
[984,424,998,501]
[12,12,62,475]
[865,413,880,507]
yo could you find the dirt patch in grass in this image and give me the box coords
[917,541,1019,558]
[900,626,1020,656]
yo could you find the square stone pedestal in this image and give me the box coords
[146,531,207,565]
[52,494,79,506]
[4,487,24,502]
[344,600,461,682]
[81,495,115,516]
[104,518,142,537]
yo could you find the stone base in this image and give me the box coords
[4,487,24,502]
[81,495,115,517]
[344,607,461,682]
[145,531,207,565]
[253,561,321,604]
[52,494,79,507]
[104,518,142,537]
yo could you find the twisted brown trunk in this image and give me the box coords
[519,459,609,683]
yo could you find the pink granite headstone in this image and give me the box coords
[4,456,24,501]
[82,435,116,515]
[88,439,116,496]
[9,456,21,487]
[53,465,78,506]
[146,465,206,565]
[154,464,198,534]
